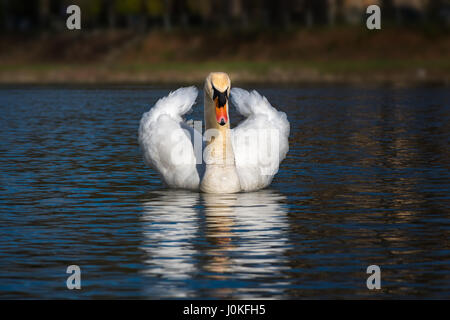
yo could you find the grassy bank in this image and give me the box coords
[1,27,449,85]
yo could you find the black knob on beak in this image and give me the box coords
[213,85,228,107]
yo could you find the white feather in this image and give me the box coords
[138,86,201,190]
[139,85,290,193]
[231,88,290,192]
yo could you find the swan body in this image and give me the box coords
[139,72,289,193]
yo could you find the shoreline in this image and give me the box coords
[1,28,448,86]
[0,62,448,87]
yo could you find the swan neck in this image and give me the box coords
[204,95,235,166]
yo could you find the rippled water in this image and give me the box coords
[0,85,448,299]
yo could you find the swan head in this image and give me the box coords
[204,72,231,128]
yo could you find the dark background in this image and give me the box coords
[0,0,449,84]
[2,0,449,32]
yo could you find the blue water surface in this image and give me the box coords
[0,84,448,299]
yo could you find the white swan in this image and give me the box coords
[138,72,289,193]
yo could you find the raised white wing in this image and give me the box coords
[230,88,290,192]
[138,87,202,190]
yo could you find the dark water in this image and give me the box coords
[0,85,448,299]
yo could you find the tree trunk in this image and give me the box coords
[163,0,171,31]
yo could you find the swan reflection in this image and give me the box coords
[202,192,289,279]
[140,190,200,281]
[140,189,289,297]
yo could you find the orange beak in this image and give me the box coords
[215,98,228,126]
